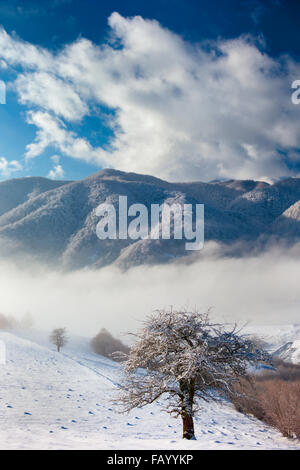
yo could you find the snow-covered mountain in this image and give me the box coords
[1,170,300,269]
[0,177,71,217]
[245,324,300,364]
[273,341,300,364]
[0,329,298,450]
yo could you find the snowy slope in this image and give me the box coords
[0,177,71,217]
[0,330,298,450]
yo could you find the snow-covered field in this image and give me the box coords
[0,330,299,450]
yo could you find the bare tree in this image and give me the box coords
[50,328,68,352]
[117,309,270,440]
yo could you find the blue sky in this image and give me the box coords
[0,0,300,182]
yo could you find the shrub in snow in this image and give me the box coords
[232,359,300,439]
[91,328,130,360]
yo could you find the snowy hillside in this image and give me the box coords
[1,170,300,269]
[0,177,70,217]
[0,330,298,450]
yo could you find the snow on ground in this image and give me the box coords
[0,330,299,450]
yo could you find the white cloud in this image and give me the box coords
[0,156,22,177]
[16,71,88,121]
[50,154,60,164]
[0,13,300,181]
[48,165,64,179]
[48,156,65,179]
[25,111,99,164]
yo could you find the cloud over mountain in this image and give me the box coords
[0,13,300,181]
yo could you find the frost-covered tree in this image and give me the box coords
[50,328,68,353]
[117,309,270,440]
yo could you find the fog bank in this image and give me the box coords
[0,244,299,337]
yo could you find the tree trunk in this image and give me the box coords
[182,412,195,440]
[179,378,196,440]
[57,345,60,352]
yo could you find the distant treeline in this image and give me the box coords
[0,312,34,330]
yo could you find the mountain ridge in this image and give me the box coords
[0,169,300,269]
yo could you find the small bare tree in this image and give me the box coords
[117,309,270,440]
[50,328,68,353]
